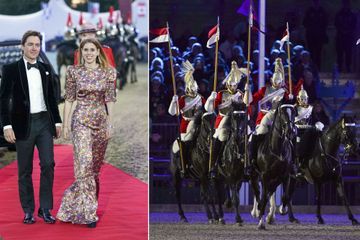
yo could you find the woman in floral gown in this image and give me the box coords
[56,38,116,228]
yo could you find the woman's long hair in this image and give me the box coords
[78,38,110,69]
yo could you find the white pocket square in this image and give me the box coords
[45,71,49,75]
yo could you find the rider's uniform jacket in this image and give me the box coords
[295,104,314,128]
[214,89,243,128]
[250,80,303,125]
[178,94,205,133]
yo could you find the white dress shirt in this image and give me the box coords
[23,58,47,114]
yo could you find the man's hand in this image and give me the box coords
[4,128,16,143]
[210,91,217,100]
[55,126,62,139]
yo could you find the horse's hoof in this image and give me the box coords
[279,205,288,215]
[237,222,243,226]
[317,219,325,224]
[258,224,266,230]
[219,218,226,225]
[290,218,300,224]
[208,219,216,224]
[180,217,188,223]
[251,210,260,218]
[351,219,359,225]
[266,217,275,225]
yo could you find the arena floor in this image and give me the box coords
[150,212,360,240]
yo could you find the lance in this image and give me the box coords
[286,22,293,95]
[208,17,220,174]
[166,22,186,175]
[244,1,253,170]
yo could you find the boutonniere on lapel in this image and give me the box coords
[45,71,50,75]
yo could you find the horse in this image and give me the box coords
[170,112,225,224]
[287,115,358,225]
[217,107,248,225]
[250,104,297,230]
[102,24,140,88]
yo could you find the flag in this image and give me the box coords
[249,4,253,28]
[237,0,257,21]
[79,12,84,26]
[108,6,114,23]
[97,17,103,29]
[356,38,360,45]
[66,13,73,27]
[149,28,169,43]
[207,24,219,48]
[239,0,265,34]
[279,24,289,50]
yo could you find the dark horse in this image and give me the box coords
[290,115,359,225]
[251,104,297,229]
[170,112,224,223]
[218,108,247,225]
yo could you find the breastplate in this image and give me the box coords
[219,91,233,115]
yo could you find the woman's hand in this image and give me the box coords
[106,123,114,140]
[63,126,71,140]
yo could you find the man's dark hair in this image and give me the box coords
[21,30,42,45]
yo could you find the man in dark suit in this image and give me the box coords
[0,30,62,224]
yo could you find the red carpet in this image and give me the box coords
[0,145,148,240]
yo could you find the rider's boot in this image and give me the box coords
[245,134,258,177]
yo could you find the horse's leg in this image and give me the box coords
[250,175,260,218]
[200,181,215,224]
[173,171,188,222]
[280,177,300,223]
[335,177,359,225]
[315,182,324,224]
[286,177,299,223]
[224,184,232,208]
[233,182,243,226]
[131,61,137,83]
[215,179,225,225]
[257,180,269,230]
[266,192,276,224]
[208,180,220,223]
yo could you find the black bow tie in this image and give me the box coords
[27,62,39,70]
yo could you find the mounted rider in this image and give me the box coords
[294,85,324,175]
[168,60,206,175]
[244,58,303,177]
[205,61,247,178]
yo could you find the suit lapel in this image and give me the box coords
[38,63,48,96]
[18,59,29,99]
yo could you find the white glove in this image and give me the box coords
[288,94,294,100]
[172,95,178,103]
[272,95,283,103]
[232,93,241,102]
[315,121,324,131]
[210,91,217,100]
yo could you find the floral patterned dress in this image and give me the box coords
[57,65,116,224]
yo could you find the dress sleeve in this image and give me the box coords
[105,67,117,102]
[64,65,76,101]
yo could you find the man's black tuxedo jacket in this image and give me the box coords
[0,59,62,140]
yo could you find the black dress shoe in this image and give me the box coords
[23,212,35,224]
[38,208,56,224]
[87,222,97,228]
